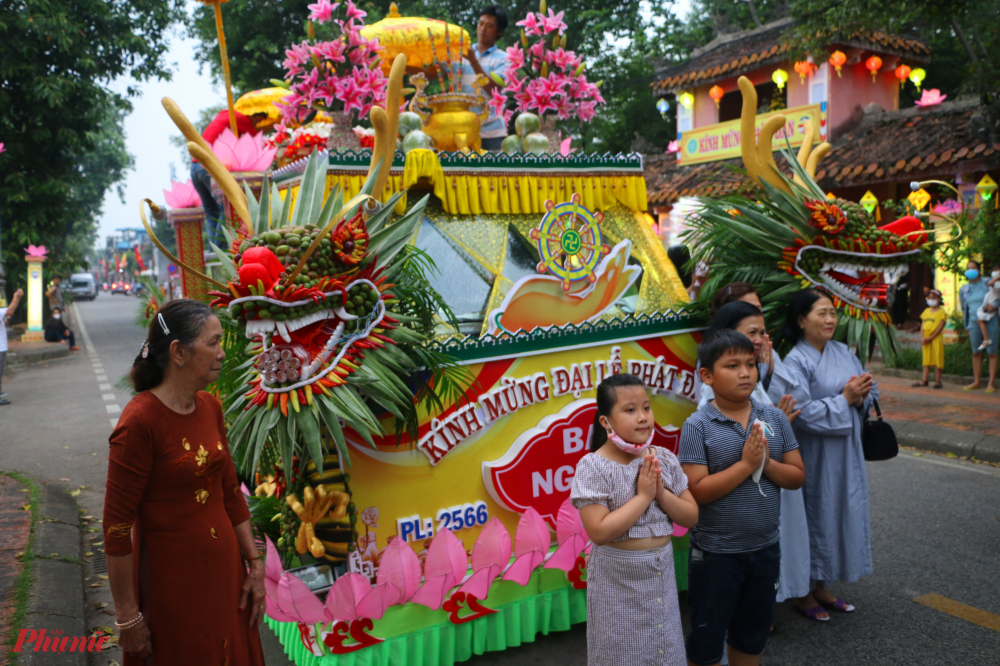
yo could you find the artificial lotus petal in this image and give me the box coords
[470,517,511,572]
[501,552,540,585]
[324,572,373,622]
[409,574,455,611]
[25,245,48,258]
[554,497,585,546]
[559,137,575,156]
[458,564,501,599]
[543,533,587,571]
[264,535,284,583]
[376,537,422,602]
[162,179,202,209]
[277,572,331,624]
[513,507,551,558]
[356,582,403,620]
[423,528,469,582]
[264,585,299,623]
[211,128,278,172]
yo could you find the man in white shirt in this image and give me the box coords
[1,288,24,405]
[461,6,510,151]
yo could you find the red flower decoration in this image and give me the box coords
[805,199,848,235]
[331,212,369,265]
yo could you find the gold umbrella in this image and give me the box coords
[234,88,333,129]
[361,2,470,76]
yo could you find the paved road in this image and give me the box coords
[1,296,998,665]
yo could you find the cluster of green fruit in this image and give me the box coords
[230,298,331,321]
[239,224,346,289]
[342,282,381,321]
[833,199,874,235]
[501,113,550,156]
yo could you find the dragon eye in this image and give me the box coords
[280,349,292,361]
[276,371,288,383]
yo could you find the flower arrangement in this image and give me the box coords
[163,179,202,209]
[265,122,333,159]
[278,0,387,126]
[488,1,605,125]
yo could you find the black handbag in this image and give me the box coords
[862,399,898,461]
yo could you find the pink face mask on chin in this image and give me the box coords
[607,428,655,455]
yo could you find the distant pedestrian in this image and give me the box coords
[958,260,998,392]
[103,299,265,666]
[913,289,946,389]
[0,288,25,405]
[44,275,64,313]
[782,288,877,620]
[43,307,80,351]
[680,329,805,666]
[571,373,698,666]
[973,262,1000,353]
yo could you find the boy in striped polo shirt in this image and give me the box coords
[679,329,806,666]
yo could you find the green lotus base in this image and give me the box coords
[268,537,688,665]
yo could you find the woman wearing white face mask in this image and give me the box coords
[914,289,946,389]
[43,307,80,351]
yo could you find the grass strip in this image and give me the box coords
[0,471,40,663]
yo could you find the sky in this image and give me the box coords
[96,21,219,247]
[96,0,695,250]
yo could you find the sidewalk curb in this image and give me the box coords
[18,483,88,666]
[5,345,70,368]
[886,419,1000,464]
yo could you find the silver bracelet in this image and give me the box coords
[115,612,144,630]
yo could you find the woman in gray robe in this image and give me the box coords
[781,288,877,620]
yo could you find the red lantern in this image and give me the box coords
[865,55,882,82]
[794,60,817,83]
[829,50,846,78]
[709,85,724,108]
[895,64,911,88]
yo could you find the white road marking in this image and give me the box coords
[105,404,121,415]
[72,302,119,430]
[102,394,116,402]
[95,375,108,382]
[110,419,118,428]
[897,450,1000,478]
[99,383,112,391]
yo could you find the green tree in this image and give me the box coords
[0,0,183,302]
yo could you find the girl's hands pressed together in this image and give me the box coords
[636,452,661,502]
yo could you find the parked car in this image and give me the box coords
[110,281,132,295]
[69,273,98,301]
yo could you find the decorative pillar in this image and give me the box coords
[23,255,46,341]
[168,207,208,302]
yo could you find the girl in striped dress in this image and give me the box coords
[571,373,699,666]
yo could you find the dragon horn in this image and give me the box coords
[738,77,791,194]
[139,199,228,290]
[805,142,831,179]
[161,97,252,229]
[366,54,407,201]
[793,120,816,186]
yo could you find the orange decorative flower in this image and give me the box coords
[332,212,370,265]
[805,199,848,234]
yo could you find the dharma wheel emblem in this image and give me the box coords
[530,193,611,291]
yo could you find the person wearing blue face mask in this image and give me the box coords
[958,259,998,392]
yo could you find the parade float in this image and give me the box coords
[138,2,960,663]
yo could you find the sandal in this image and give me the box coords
[818,598,855,613]
[911,381,928,387]
[795,605,830,622]
[933,382,943,389]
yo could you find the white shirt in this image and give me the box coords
[0,308,8,353]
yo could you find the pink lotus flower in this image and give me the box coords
[163,179,202,209]
[666,140,680,153]
[540,9,567,35]
[914,88,946,107]
[25,245,48,258]
[211,128,278,172]
[0,143,5,154]
[307,0,337,23]
[933,199,963,215]
[516,12,542,36]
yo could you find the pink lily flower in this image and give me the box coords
[343,0,367,22]
[541,9,567,35]
[489,86,508,117]
[575,100,598,122]
[505,44,525,70]
[553,95,575,120]
[516,12,543,37]
[307,0,337,23]
[283,41,313,78]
